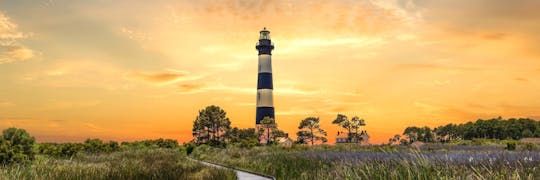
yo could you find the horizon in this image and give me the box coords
[1,0,540,144]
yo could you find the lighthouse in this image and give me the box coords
[255,27,275,125]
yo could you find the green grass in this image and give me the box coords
[0,148,236,180]
[191,144,540,179]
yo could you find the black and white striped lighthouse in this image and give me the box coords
[255,27,275,125]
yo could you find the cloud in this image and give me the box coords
[176,82,324,96]
[128,69,205,85]
[121,27,153,42]
[172,0,419,37]
[83,123,109,132]
[129,71,186,83]
[22,60,132,90]
[178,83,206,91]
[0,12,34,64]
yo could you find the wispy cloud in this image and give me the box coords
[0,12,34,64]
[177,83,323,95]
[129,71,186,83]
[83,123,109,132]
[128,69,205,85]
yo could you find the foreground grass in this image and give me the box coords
[191,144,540,179]
[0,148,236,180]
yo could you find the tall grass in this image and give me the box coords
[191,144,540,179]
[0,148,236,180]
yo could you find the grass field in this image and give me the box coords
[191,143,540,179]
[0,148,236,180]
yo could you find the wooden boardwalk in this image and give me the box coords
[187,157,275,180]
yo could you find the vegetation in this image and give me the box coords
[258,117,286,145]
[0,128,36,164]
[332,114,367,143]
[37,138,179,158]
[3,104,538,180]
[1,148,236,180]
[191,144,540,179]
[192,105,232,146]
[223,127,259,148]
[0,127,236,179]
[403,117,540,143]
[296,117,327,145]
[332,114,353,142]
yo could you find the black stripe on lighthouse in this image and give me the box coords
[257,73,273,89]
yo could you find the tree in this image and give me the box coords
[259,117,284,145]
[351,116,366,143]
[225,127,259,147]
[406,117,540,142]
[0,128,36,164]
[388,134,401,145]
[332,114,352,143]
[297,117,327,145]
[422,126,434,143]
[403,126,434,143]
[192,105,231,145]
[403,126,420,143]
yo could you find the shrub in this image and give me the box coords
[120,139,179,149]
[184,143,195,155]
[523,143,536,151]
[105,141,120,152]
[0,128,36,164]
[505,142,516,151]
[84,139,105,153]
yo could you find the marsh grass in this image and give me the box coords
[0,148,236,180]
[192,144,540,179]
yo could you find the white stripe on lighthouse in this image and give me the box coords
[258,54,272,73]
[256,89,273,107]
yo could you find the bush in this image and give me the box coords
[505,142,516,151]
[0,128,36,164]
[84,139,105,153]
[120,139,179,149]
[184,143,195,155]
[523,143,536,151]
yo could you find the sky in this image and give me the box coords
[1,0,539,144]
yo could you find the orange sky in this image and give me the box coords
[1,0,539,144]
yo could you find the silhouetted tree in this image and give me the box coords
[297,117,327,145]
[192,105,231,146]
[351,116,366,142]
[332,114,352,143]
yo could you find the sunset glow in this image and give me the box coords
[1,0,539,143]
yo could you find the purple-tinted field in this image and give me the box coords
[192,144,540,179]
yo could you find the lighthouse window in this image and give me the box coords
[259,31,270,40]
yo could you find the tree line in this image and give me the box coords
[192,105,369,147]
[397,117,540,144]
[0,127,180,165]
